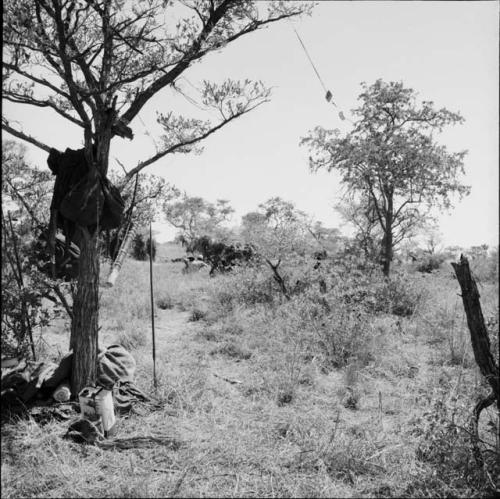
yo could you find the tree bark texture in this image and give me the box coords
[70,228,100,396]
[266,259,290,300]
[382,222,393,277]
[451,255,499,399]
[381,192,393,277]
[70,129,112,397]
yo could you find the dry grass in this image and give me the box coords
[2,244,498,498]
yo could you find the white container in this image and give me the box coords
[79,386,116,435]
[53,382,71,402]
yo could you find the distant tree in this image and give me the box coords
[130,230,157,262]
[164,194,234,244]
[302,79,470,276]
[105,171,178,261]
[468,244,489,260]
[241,197,312,298]
[3,0,311,394]
[423,226,444,256]
[131,232,147,261]
[307,221,341,250]
[109,170,180,228]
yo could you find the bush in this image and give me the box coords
[314,304,372,369]
[188,308,206,322]
[375,272,425,317]
[274,292,372,371]
[131,232,156,261]
[210,341,252,360]
[208,264,278,314]
[470,247,499,283]
[416,253,447,273]
[409,395,495,497]
[156,294,173,310]
[1,222,56,359]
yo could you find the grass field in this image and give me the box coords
[1,243,498,498]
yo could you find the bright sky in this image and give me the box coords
[4,1,499,248]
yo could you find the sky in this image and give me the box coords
[4,1,499,248]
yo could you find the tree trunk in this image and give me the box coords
[452,255,499,481]
[70,227,100,397]
[382,223,393,277]
[265,258,290,300]
[451,255,499,399]
[381,194,394,277]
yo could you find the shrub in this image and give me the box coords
[410,395,495,497]
[210,341,252,360]
[314,304,372,369]
[131,232,157,261]
[275,292,372,371]
[375,272,425,317]
[188,308,206,322]
[156,294,173,310]
[208,265,278,314]
[416,253,447,273]
[1,222,57,359]
[470,247,499,283]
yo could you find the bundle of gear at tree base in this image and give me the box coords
[1,344,153,424]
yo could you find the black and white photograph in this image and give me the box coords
[1,0,498,497]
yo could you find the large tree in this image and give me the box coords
[2,0,311,395]
[164,194,234,244]
[301,80,470,276]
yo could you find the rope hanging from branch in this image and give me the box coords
[290,25,350,123]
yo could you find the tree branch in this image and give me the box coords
[2,121,54,153]
[2,62,71,100]
[118,2,231,128]
[122,102,265,185]
[3,93,85,128]
[364,176,386,231]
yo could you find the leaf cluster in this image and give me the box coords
[164,193,234,242]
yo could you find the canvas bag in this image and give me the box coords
[59,170,124,230]
[59,168,105,227]
[100,176,125,230]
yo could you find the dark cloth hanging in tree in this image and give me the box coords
[47,147,125,240]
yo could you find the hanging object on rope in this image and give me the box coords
[291,25,346,118]
[292,27,327,93]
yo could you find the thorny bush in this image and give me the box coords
[1,224,62,358]
[410,394,497,497]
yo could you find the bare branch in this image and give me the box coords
[123,101,265,184]
[3,93,85,128]
[2,121,54,153]
[2,62,71,99]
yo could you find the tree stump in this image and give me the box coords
[451,255,499,487]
